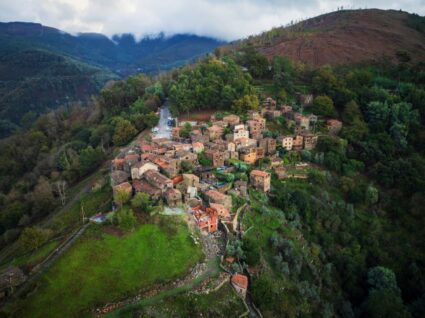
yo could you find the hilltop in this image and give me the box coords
[232,9,425,66]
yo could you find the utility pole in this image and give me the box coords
[81,202,86,224]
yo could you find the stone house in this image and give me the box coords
[233,124,249,141]
[112,181,132,198]
[281,105,293,114]
[247,119,265,137]
[259,137,276,155]
[227,151,239,160]
[256,147,265,160]
[296,93,314,106]
[192,205,218,233]
[131,162,159,180]
[302,133,318,150]
[231,273,248,298]
[164,188,182,207]
[144,169,173,192]
[205,149,225,167]
[182,173,200,188]
[132,179,161,200]
[250,170,271,192]
[280,136,294,151]
[227,141,236,152]
[239,147,257,165]
[263,97,277,108]
[124,153,140,172]
[191,133,210,144]
[204,190,232,209]
[111,170,130,186]
[192,142,204,153]
[176,150,197,164]
[209,203,231,220]
[327,119,343,135]
[207,125,224,140]
[292,135,304,151]
[111,158,125,170]
[235,138,257,150]
[223,114,240,127]
[294,113,310,130]
[0,267,26,300]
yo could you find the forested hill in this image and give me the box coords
[0,22,224,137]
[0,22,224,74]
[226,9,425,66]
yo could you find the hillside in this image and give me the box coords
[0,22,224,137]
[234,9,425,66]
[0,22,224,75]
[0,48,118,135]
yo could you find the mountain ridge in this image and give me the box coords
[229,9,425,66]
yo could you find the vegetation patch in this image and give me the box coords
[12,217,202,318]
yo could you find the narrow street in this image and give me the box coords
[154,101,172,139]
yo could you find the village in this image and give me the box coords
[108,95,343,300]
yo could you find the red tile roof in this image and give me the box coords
[250,170,270,178]
[172,175,184,185]
[231,273,248,289]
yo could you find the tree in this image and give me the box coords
[232,95,259,114]
[143,112,159,128]
[365,289,410,318]
[79,146,104,175]
[113,119,137,146]
[366,184,379,205]
[368,266,401,295]
[18,227,51,252]
[114,207,137,231]
[31,177,55,218]
[115,188,131,207]
[180,122,192,138]
[181,160,195,173]
[312,95,336,116]
[53,180,67,206]
[131,192,153,213]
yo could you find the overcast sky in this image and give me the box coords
[0,0,424,41]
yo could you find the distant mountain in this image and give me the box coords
[0,22,224,75]
[230,9,425,66]
[0,22,224,137]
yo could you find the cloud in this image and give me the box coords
[0,0,424,41]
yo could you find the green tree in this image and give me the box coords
[180,122,192,138]
[115,188,131,207]
[312,95,336,117]
[366,184,379,205]
[114,207,137,231]
[18,227,51,252]
[113,119,137,146]
[181,160,195,173]
[232,95,259,114]
[79,146,104,175]
[368,266,401,295]
[131,192,153,213]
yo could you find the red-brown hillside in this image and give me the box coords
[237,9,425,66]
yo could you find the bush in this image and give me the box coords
[131,192,153,213]
[114,207,137,231]
[18,227,52,252]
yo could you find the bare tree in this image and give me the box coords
[54,180,67,206]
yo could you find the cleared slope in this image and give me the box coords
[237,9,425,66]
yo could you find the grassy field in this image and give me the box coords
[12,217,203,318]
[127,284,246,318]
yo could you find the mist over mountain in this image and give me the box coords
[0,22,224,137]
